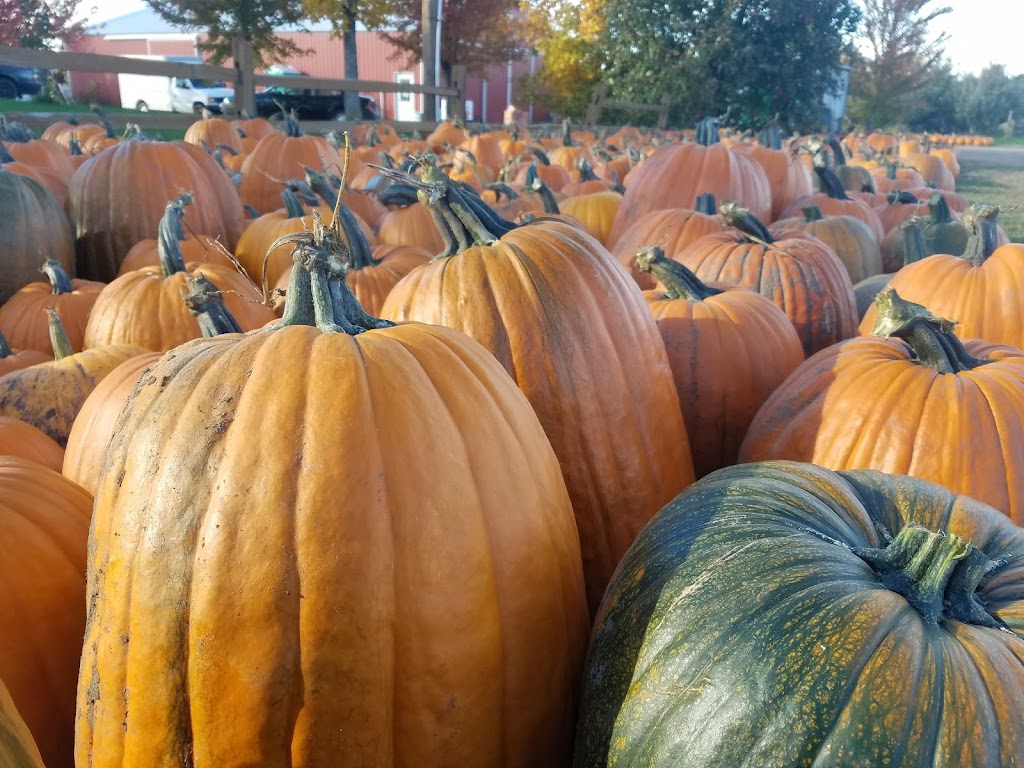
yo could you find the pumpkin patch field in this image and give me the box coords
[3,109,1024,767]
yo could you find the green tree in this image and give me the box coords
[519,0,605,120]
[145,0,308,66]
[955,66,1024,135]
[0,0,91,50]
[384,0,527,85]
[847,0,951,128]
[601,0,860,130]
[302,0,396,119]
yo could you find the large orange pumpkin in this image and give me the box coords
[680,203,859,356]
[377,183,447,253]
[0,456,93,768]
[66,140,246,281]
[0,259,104,353]
[0,311,145,446]
[858,206,1024,347]
[733,135,814,220]
[607,118,772,246]
[743,289,1024,524]
[636,247,803,478]
[610,195,725,288]
[76,223,590,766]
[381,169,695,613]
[237,117,344,215]
[782,149,885,240]
[184,109,244,154]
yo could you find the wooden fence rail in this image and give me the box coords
[0,44,467,125]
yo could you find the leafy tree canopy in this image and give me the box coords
[0,0,92,50]
[145,0,308,66]
[597,0,860,130]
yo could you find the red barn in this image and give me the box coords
[69,8,549,123]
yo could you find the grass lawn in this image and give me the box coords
[0,98,188,140]
[954,156,1024,243]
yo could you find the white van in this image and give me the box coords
[117,55,234,114]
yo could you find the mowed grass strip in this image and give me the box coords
[954,148,1024,243]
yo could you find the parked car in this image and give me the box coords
[223,78,381,121]
[0,65,44,99]
[118,56,233,114]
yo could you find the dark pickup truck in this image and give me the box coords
[224,86,380,121]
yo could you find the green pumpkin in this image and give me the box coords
[575,461,1024,768]
[923,192,969,256]
[0,169,75,304]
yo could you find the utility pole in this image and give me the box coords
[421,0,439,122]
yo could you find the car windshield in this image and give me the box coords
[190,79,228,88]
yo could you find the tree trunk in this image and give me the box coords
[343,4,360,121]
[421,0,439,122]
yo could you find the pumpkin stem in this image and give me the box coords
[485,182,520,202]
[802,205,824,223]
[887,190,918,205]
[336,200,378,271]
[0,330,12,358]
[756,115,783,150]
[961,205,1001,266]
[157,193,194,276]
[694,116,721,146]
[183,274,243,336]
[47,308,74,360]
[853,525,1003,628]
[282,188,306,219]
[694,193,717,215]
[577,157,599,181]
[561,118,575,147]
[271,211,394,335]
[928,192,954,224]
[303,167,339,208]
[39,259,73,295]
[0,143,14,163]
[899,217,929,266]
[526,165,560,214]
[69,134,84,156]
[871,288,991,374]
[720,202,774,243]
[90,105,116,139]
[377,182,419,208]
[528,146,551,166]
[634,246,723,301]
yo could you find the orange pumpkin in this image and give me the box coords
[377,183,447,253]
[0,260,104,353]
[83,213,274,352]
[237,117,339,216]
[0,675,45,768]
[0,456,93,768]
[381,172,695,613]
[0,416,64,472]
[0,332,49,376]
[770,205,883,284]
[858,206,1024,348]
[0,311,145,446]
[184,109,244,153]
[76,227,589,766]
[636,247,803,478]
[742,289,1024,524]
[610,195,725,288]
[66,140,246,281]
[680,203,858,356]
[558,190,622,246]
[607,118,772,247]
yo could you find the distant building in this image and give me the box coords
[68,8,548,124]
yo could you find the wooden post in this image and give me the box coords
[450,64,467,124]
[233,38,256,117]
[585,81,608,126]
[657,92,671,130]
[421,0,439,122]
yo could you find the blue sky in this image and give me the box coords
[85,0,1019,76]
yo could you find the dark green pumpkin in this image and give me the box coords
[575,461,1024,768]
[0,169,75,304]
[923,192,969,256]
